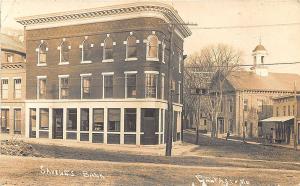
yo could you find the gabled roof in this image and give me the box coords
[227,71,300,92]
[16,2,192,38]
[0,33,25,54]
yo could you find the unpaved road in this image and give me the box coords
[1,155,300,186]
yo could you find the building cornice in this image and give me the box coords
[15,2,192,38]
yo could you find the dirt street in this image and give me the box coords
[1,155,300,186]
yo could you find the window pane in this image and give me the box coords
[104,38,113,60]
[108,108,120,132]
[1,109,9,133]
[104,75,113,98]
[145,74,157,98]
[80,108,89,131]
[124,108,136,132]
[147,35,158,58]
[14,109,21,133]
[126,74,136,98]
[60,77,69,99]
[67,109,77,131]
[39,79,46,98]
[39,43,47,64]
[40,108,49,130]
[127,36,137,58]
[30,108,36,131]
[61,42,69,62]
[93,108,104,131]
[14,79,22,99]
[1,79,8,99]
[82,40,92,61]
[82,77,91,98]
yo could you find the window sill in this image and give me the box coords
[37,63,47,67]
[59,62,69,65]
[125,57,138,61]
[146,58,159,62]
[80,60,92,64]
[102,59,114,63]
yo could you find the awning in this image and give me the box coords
[260,116,294,122]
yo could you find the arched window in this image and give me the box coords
[38,41,48,65]
[147,35,158,59]
[80,37,93,63]
[103,37,113,60]
[126,35,137,59]
[59,40,70,63]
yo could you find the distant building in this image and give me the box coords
[260,94,300,144]
[0,33,26,135]
[16,2,191,145]
[218,43,300,138]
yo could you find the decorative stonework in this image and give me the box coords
[16,3,191,38]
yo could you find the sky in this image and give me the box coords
[1,0,300,74]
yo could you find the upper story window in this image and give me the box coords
[126,34,138,60]
[125,71,137,98]
[102,72,114,99]
[36,41,48,66]
[228,99,233,112]
[146,34,159,61]
[102,35,114,62]
[58,39,71,65]
[6,53,14,63]
[161,74,165,100]
[37,76,47,99]
[162,40,166,63]
[283,106,286,116]
[145,71,158,98]
[80,36,93,63]
[243,99,248,111]
[14,78,21,99]
[59,75,69,99]
[80,74,91,99]
[1,79,8,99]
[178,54,182,73]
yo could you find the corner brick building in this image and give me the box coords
[16,2,191,145]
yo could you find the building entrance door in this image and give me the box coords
[141,109,158,145]
[53,109,63,139]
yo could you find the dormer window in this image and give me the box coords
[36,41,48,66]
[102,35,114,62]
[80,36,93,64]
[58,39,71,65]
[146,34,159,61]
[6,53,14,63]
[126,35,138,60]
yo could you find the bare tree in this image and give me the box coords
[184,44,242,142]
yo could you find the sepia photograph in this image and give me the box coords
[1,0,300,185]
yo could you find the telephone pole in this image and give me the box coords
[165,22,197,156]
[294,81,298,150]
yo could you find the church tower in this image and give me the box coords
[251,41,268,76]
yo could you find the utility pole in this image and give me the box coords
[165,22,197,156]
[165,24,175,156]
[242,90,246,143]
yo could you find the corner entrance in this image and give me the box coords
[53,109,63,139]
[141,109,158,145]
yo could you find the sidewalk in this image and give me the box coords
[0,133,196,156]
